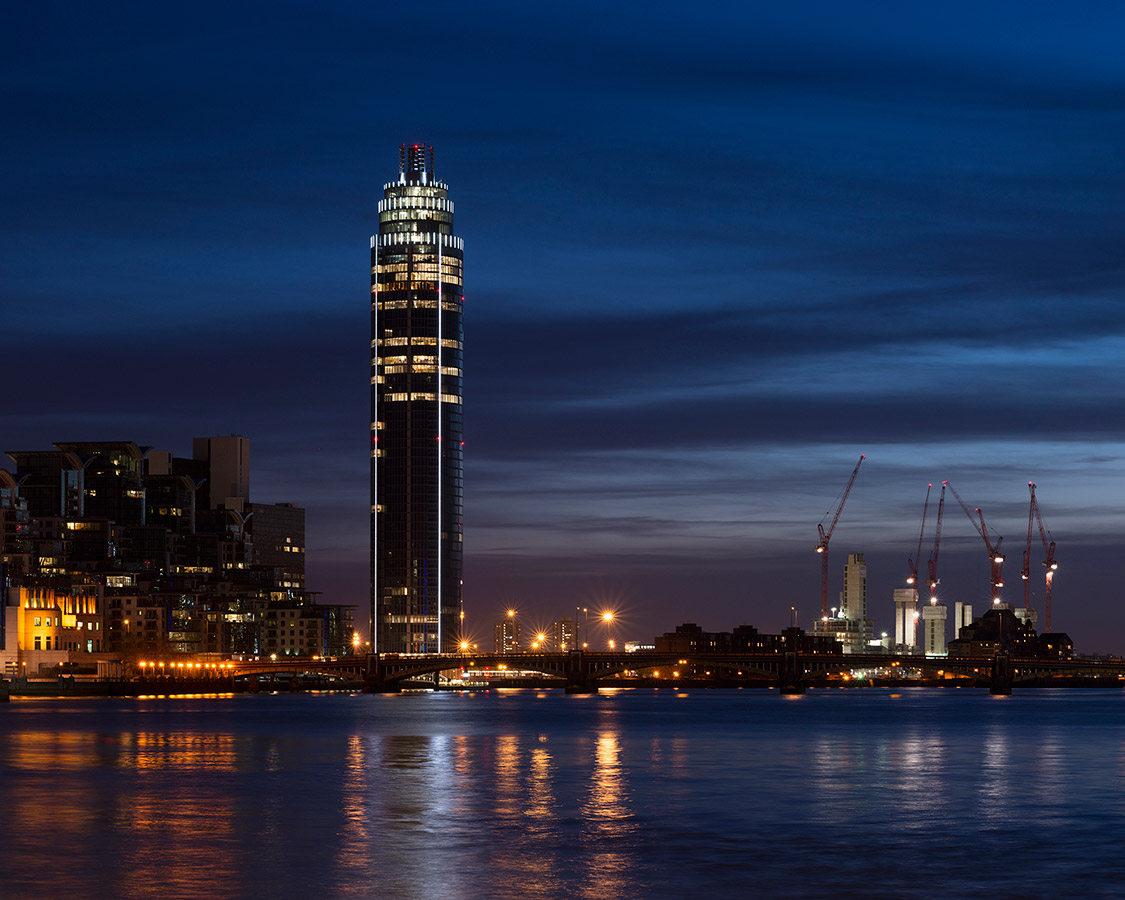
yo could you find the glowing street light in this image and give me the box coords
[602,611,615,650]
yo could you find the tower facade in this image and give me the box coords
[893,587,918,648]
[840,552,867,620]
[923,600,948,657]
[371,144,464,653]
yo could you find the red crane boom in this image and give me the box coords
[815,454,865,618]
[947,482,1006,604]
[1029,483,1059,632]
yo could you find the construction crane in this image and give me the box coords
[1021,487,1034,610]
[926,482,947,601]
[815,454,865,618]
[906,483,932,588]
[947,482,1005,605]
[1028,482,1059,632]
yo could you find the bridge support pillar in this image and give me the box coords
[565,650,597,694]
[362,654,402,694]
[778,652,806,695]
[990,653,1012,695]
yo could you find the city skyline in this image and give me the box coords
[6,3,1125,652]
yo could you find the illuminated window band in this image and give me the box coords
[370,233,464,249]
[383,179,449,191]
[377,196,455,213]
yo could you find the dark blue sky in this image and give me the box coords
[5,2,1125,651]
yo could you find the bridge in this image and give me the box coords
[358,649,1125,695]
[191,649,1125,695]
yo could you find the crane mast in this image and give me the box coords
[1029,483,1059,632]
[815,454,865,618]
[1022,489,1035,609]
[906,483,932,587]
[926,483,947,601]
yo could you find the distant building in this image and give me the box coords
[247,502,305,599]
[53,442,146,526]
[1,435,348,665]
[0,471,30,577]
[6,449,85,518]
[814,553,873,653]
[893,587,918,649]
[193,435,250,511]
[813,616,868,655]
[260,602,354,658]
[954,601,973,635]
[922,600,948,657]
[840,552,867,620]
[654,623,841,655]
[551,617,581,651]
[1,584,105,677]
[947,607,1072,659]
[1014,607,1038,628]
[495,616,521,653]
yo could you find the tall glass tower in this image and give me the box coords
[371,144,464,653]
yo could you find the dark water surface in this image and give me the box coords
[2,688,1124,899]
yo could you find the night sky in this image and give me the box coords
[6,2,1125,651]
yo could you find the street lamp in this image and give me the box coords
[602,611,614,650]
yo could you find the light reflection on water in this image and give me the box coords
[2,690,1125,899]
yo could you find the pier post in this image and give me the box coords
[363,653,402,694]
[0,677,9,703]
[564,649,597,694]
[779,651,806,695]
[990,653,1012,695]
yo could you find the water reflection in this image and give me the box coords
[580,726,638,900]
[6,692,1122,900]
[114,789,239,900]
[979,723,1011,823]
[328,733,372,897]
[887,732,950,829]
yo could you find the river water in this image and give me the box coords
[2,687,1123,899]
